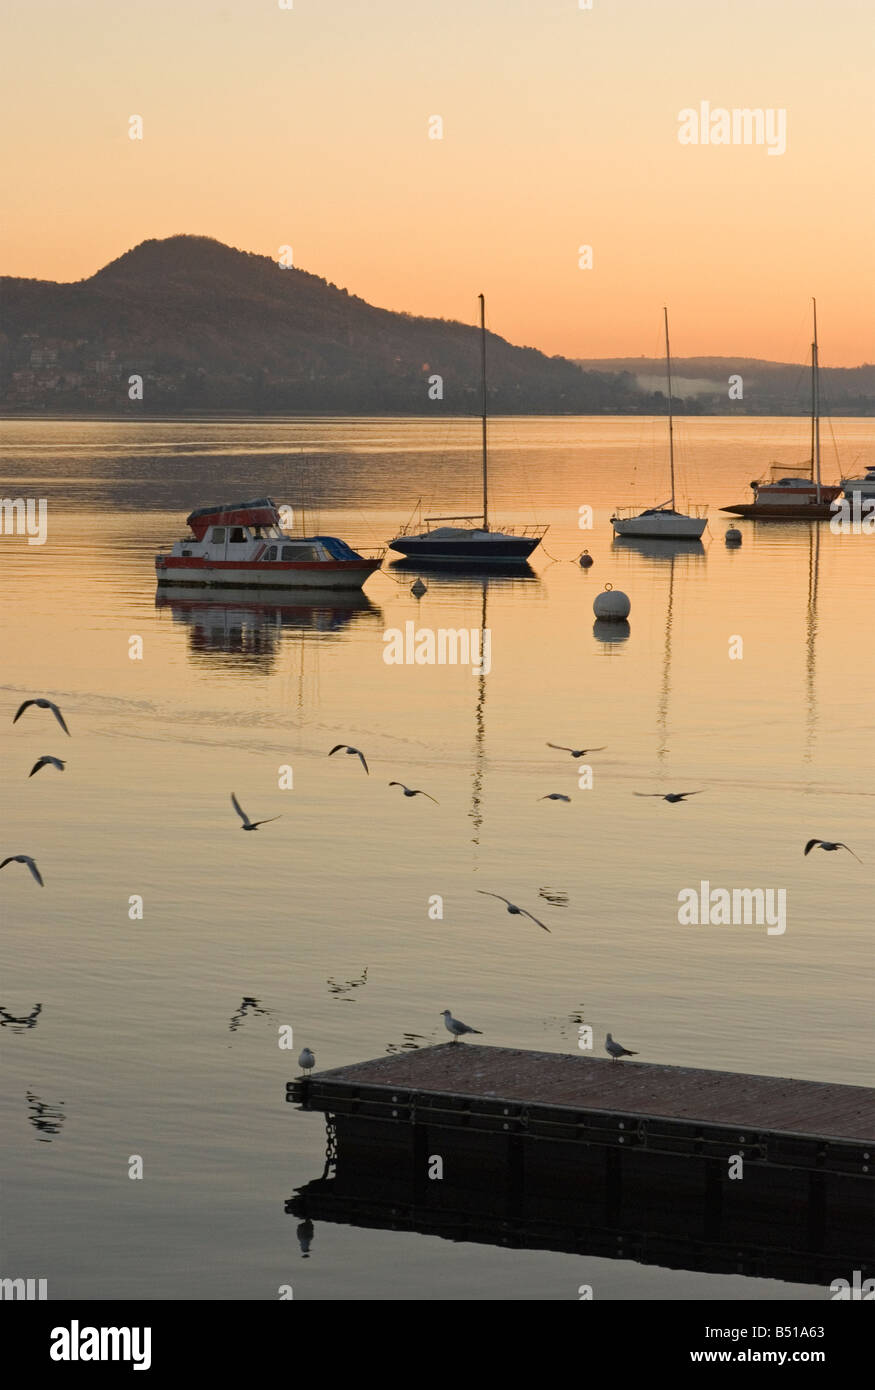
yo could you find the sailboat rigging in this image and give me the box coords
[721,299,841,519]
[387,295,547,563]
[611,309,708,540]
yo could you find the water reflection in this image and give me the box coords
[26,1090,66,1142]
[155,589,383,671]
[286,1115,868,1287]
[538,887,569,907]
[228,996,272,1033]
[296,1218,315,1257]
[610,535,707,563]
[0,1002,42,1032]
[384,1033,427,1054]
[326,967,369,1002]
[804,525,821,762]
[388,558,539,586]
[592,618,630,646]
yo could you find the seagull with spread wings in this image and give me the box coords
[13,698,70,735]
[0,855,44,886]
[634,791,704,803]
[389,782,438,803]
[477,890,551,932]
[28,756,66,778]
[547,742,606,758]
[328,744,369,774]
[804,839,862,863]
[231,793,282,832]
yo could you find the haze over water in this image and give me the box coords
[1,416,872,1299]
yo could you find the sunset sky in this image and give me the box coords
[2,0,873,364]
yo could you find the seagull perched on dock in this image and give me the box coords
[547,743,606,758]
[477,890,551,932]
[0,855,44,886]
[804,839,862,863]
[540,793,571,802]
[605,1033,638,1061]
[28,756,66,778]
[441,1010,482,1041]
[389,782,438,803]
[328,744,369,774]
[13,698,70,735]
[298,1047,315,1076]
[231,793,282,831]
[634,791,704,803]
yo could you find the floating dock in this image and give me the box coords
[287,1045,874,1285]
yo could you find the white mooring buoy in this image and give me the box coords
[593,583,630,621]
[579,549,594,568]
[725,528,742,546]
[411,577,427,597]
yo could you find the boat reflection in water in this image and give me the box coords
[388,557,539,586]
[155,587,383,672]
[610,535,706,563]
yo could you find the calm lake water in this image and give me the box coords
[1,416,872,1300]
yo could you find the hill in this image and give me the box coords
[0,235,641,416]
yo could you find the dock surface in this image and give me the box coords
[305,1045,875,1142]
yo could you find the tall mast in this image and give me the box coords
[812,297,821,503]
[479,293,489,530]
[664,306,675,509]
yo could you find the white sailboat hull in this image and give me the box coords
[611,511,707,539]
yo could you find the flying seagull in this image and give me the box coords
[634,791,704,803]
[547,743,606,758]
[605,1032,638,1061]
[328,744,369,774]
[298,1047,315,1076]
[0,855,44,886]
[477,890,551,932]
[540,793,571,802]
[389,782,438,803]
[440,1009,482,1041]
[230,793,282,831]
[804,839,862,863]
[13,698,70,736]
[28,756,66,778]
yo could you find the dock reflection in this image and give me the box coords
[285,1114,870,1287]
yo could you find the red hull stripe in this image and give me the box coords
[156,557,379,571]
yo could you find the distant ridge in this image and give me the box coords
[1,236,872,415]
[0,235,640,416]
[575,356,875,414]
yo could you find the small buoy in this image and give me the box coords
[411,577,427,597]
[725,528,742,546]
[579,549,594,568]
[593,583,630,621]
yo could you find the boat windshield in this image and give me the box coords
[764,461,812,484]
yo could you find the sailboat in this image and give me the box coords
[611,309,708,540]
[387,295,548,563]
[722,299,841,519]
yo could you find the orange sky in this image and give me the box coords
[2,0,873,365]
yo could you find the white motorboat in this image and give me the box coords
[155,498,384,590]
[841,464,875,501]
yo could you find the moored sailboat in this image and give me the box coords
[611,309,707,540]
[387,296,547,563]
[722,300,841,519]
